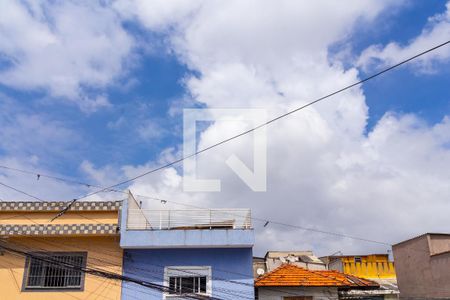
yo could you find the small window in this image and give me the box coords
[168,276,207,294]
[23,252,87,291]
[354,256,362,263]
[165,266,211,297]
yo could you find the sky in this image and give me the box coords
[0,0,450,257]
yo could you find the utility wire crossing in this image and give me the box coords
[0,165,402,247]
[49,39,450,220]
[0,240,224,300]
[0,41,448,246]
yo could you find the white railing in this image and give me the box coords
[127,209,252,230]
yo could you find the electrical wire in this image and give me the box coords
[4,236,248,300]
[0,165,397,246]
[9,236,289,300]
[50,39,450,219]
[0,167,440,264]
[0,181,43,201]
[0,240,224,300]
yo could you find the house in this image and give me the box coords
[267,251,327,271]
[255,264,379,300]
[0,200,123,299]
[119,193,255,299]
[392,233,450,299]
[253,251,326,278]
[320,254,398,299]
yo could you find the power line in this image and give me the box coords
[0,165,395,246]
[134,194,392,246]
[0,172,391,297]
[0,181,43,201]
[51,39,450,219]
[0,180,438,298]
[20,235,254,300]
[0,165,102,189]
[5,210,253,299]
[0,240,224,300]
[13,235,279,300]
[0,177,383,298]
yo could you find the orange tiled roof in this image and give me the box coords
[255,264,379,288]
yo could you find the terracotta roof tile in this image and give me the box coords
[255,264,379,288]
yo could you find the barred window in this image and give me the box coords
[165,266,211,297]
[169,276,207,295]
[23,252,87,291]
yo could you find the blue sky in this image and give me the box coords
[0,0,449,254]
[2,0,447,171]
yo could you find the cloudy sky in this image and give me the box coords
[0,0,449,256]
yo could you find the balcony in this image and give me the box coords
[126,209,252,230]
[119,197,254,249]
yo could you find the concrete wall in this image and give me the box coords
[257,286,338,300]
[428,234,450,255]
[120,228,255,248]
[121,248,254,300]
[0,236,123,300]
[393,234,450,299]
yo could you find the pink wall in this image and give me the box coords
[393,234,450,299]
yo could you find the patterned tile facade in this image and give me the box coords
[0,223,119,236]
[0,201,122,212]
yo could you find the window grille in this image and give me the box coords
[165,266,211,297]
[168,276,207,295]
[23,252,86,290]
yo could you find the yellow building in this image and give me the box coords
[321,254,398,299]
[325,254,396,279]
[0,201,123,300]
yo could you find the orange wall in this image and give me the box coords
[0,236,123,300]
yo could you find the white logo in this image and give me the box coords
[183,108,267,192]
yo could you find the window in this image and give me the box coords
[354,256,362,263]
[169,276,207,294]
[165,266,211,297]
[23,252,87,291]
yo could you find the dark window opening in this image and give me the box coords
[168,276,207,295]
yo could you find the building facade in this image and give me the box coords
[321,254,398,299]
[0,201,123,300]
[393,233,450,299]
[119,194,255,299]
[321,254,396,279]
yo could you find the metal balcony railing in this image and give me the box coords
[126,209,252,230]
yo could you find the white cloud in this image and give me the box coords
[358,1,450,72]
[114,0,450,257]
[0,0,133,110]
[2,0,449,258]
[0,94,80,160]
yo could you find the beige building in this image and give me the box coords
[0,201,123,300]
[253,251,326,278]
[393,233,450,299]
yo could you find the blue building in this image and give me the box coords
[120,193,255,299]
